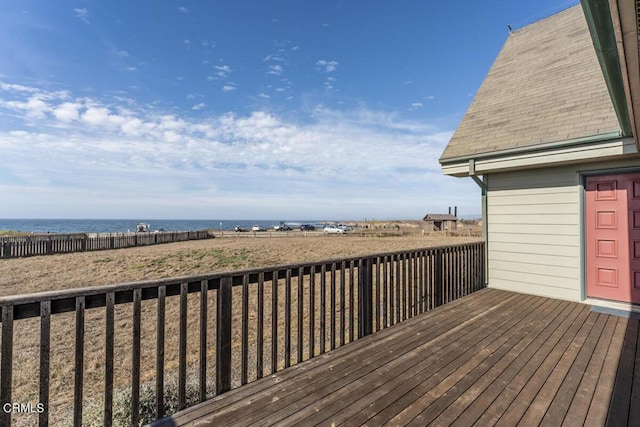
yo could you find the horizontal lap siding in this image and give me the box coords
[487,168,581,301]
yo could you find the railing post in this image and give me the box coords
[216,277,232,395]
[1,305,14,427]
[358,257,373,338]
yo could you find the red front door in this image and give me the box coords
[586,173,640,304]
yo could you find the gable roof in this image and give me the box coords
[440,5,620,163]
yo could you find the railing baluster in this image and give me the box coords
[330,263,336,350]
[309,266,316,358]
[349,260,355,341]
[435,249,443,307]
[395,254,401,324]
[1,305,13,427]
[285,269,292,368]
[156,286,166,419]
[216,277,232,395]
[104,292,115,426]
[297,267,304,363]
[375,257,380,332]
[73,296,84,427]
[357,258,373,338]
[257,272,264,379]
[39,301,50,427]
[414,251,419,316]
[271,272,278,374]
[382,255,388,328]
[420,251,425,312]
[241,274,249,385]
[179,282,187,409]
[403,253,408,320]
[320,264,326,354]
[340,261,346,346]
[200,280,208,401]
[131,288,142,427]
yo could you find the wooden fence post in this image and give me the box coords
[216,277,232,395]
[358,258,373,338]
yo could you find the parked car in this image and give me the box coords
[323,225,345,234]
[234,226,248,232]
[274,224,292,231]
[252,225,266,232]
[300,224,316,231]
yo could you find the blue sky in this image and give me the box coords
[0,0,578,220]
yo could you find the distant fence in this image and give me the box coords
[0,230,214,259]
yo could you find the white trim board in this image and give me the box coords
[441,137,638,177]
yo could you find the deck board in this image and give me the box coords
[150,289,640,427]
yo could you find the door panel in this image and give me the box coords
[586,173,640,304]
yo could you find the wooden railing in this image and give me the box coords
[0,242,484,426]
[0,230,213,258]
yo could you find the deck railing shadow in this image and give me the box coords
[0,241,484,426]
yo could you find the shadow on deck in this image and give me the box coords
[152,288,639,426]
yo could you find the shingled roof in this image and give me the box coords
[440,5,620,162]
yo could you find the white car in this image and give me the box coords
[323,225,345,234]
[252,225,266,232]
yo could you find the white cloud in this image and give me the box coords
[0,81,478,219]
[411,102,423,108]
[267,65,283,75]
[426,95,435,100]
[178,6,189,14]
[117,50,129,58]
[316,60,338,73]
[210,64,231,79]
[53,102,81,122]
[222,84,237,91]
[192,103,206,110]
[125,66,138,72]
[74,8,89,24]
[258,93,271,99]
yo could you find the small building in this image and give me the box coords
[439,1,640,304]
[423,214,458,231]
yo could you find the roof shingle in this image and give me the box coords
[440,5,620,162]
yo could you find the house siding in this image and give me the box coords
[486,157,640,301]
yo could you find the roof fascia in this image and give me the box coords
[580,0,633,136]
[439,131,621,165]
[441,135,637,177]
[608,0,640,147]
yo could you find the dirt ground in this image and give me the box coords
[0,232,481,297]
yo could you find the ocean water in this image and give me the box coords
[0,219,325,234]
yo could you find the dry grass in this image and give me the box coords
[0,231,482,426]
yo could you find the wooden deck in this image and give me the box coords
[152,288,640,426]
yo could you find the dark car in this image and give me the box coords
[300,224,316,231]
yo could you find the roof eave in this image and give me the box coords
[607,0,640,147]
[439,130,622,166]
[581,0,635,142]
